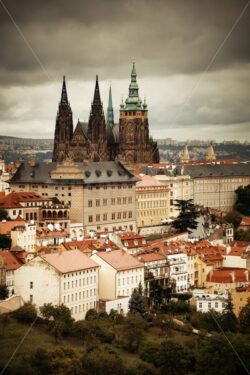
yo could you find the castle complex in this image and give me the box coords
[52,63,159,164]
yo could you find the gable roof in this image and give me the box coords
[95,249,144,271]
[41,249,99,273]
[0,219,26,235]
[0,251,22,270]
[0,192,48,209]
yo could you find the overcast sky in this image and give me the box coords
[0,0,249,141]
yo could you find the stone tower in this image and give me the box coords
[181,144,190,163]
[119,63,159,163]
[87,76,110,161]
[206,143,216,162]
[52,76,73,162]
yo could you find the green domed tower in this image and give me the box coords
[119,63,159,164]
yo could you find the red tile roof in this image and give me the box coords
[0,192,49,209]
[137,252,166,263]
[0,251,22,270]
[207,268,250,283]
[94,250,144,271]
[41,249,99,273]
[0,219,26,235]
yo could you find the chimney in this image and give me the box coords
[230,271,235,283]
[244,270,249,282]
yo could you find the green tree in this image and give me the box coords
[31,347,82,375]
[238,298,250,333]
[126,362,159,375]
[82,349,124,375]
[219,294,238,332]
[129,282,148,316]
[140,343,161,367]
[85,308,98,320]
[224,210,242,228]
[157,339,191,375]
[0,284,8,299]
[196,333,250,375]
[0,209,10,221]
[0,234,11,249]
[235,229,250,242]
[235,185,250,216]
[121,315,146,353]
[13,302,37,323]
[40,303,74,336]
[172,199,199,233]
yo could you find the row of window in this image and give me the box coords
[63,269,96,278]
[137,209,167,217]
[63,276,96,290]
[117,275,142,286]
[88,211,133,223]
[137,201,167,208]
[70,300,96,315]
[63,288,96,303]
[88,197,133,207]
[198,301,225,309]
[87,185,133,190]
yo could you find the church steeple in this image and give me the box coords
[52,76,73,162]
[107,83,114,127]
[60,76,69,106]
[123,62,143,111]
[93,75,102,106]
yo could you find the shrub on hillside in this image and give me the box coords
[12,302,37,323]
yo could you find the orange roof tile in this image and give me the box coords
[41,249,99,273]
[0,192,49,209]
[138,252,166,262]
[95,250,144,271]
[207,268,250,283]
[0,251,22,270]
[0,219,26,235]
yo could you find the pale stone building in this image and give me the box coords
[0,251,22,296]
[9,160,138,235]
[136,175,170,228]
[154,173,193,217]
[91,249,144,314]
[141,163,250,213]
[15,249,99,320]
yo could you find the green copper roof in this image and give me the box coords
[107,84,114,126]
[121,62,147,111]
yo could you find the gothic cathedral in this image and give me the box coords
[52,63,159,164]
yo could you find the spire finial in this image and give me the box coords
[93,75,101,105]
[107,83,114,126]
[60,75,68,105]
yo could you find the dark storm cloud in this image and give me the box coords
[0,0,249,85]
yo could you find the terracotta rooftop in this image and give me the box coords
[207,268,250,283]
[0,192,49,209]
[41,249,99,273]
[136,175,169,188]
[94,249,144,271]
[0,251,22,270]
[63,239,119,252]
[0,219,26,235]
[138,252,166,263]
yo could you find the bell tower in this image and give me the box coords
[52,76,73,162]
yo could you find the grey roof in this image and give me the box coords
[177,163,250,178]
[9,161,138,185]
[140,162,250,178]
